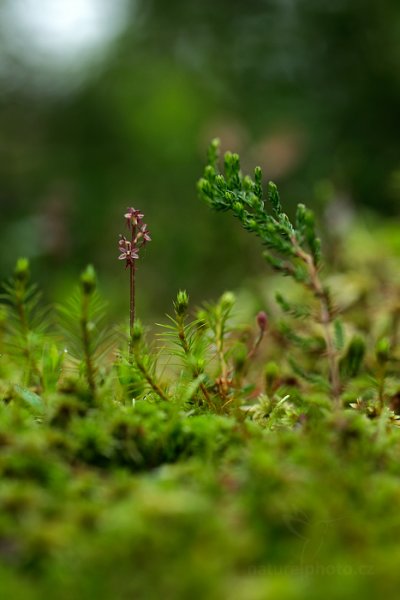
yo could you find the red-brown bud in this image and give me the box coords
[257,311,268,332]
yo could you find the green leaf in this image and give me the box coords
[268,182,283,216]
[13,384,44,413]
[333,319,346,351]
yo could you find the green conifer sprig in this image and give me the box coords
[198,139,321,279]
[198,139,341,403]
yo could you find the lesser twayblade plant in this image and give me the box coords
[118,207,151,358]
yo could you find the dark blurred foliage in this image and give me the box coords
[1,0,400,317]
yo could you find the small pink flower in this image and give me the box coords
[118,235,139,267]
[137,223,151,244]
[124,207,144,229]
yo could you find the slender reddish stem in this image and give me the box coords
[291,236,341,404]
[129,262,136,355]
[129,224,137,358]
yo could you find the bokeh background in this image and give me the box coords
[1,0,400,318]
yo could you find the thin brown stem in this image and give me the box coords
[247,329,265,361]
[292,238,341,404]
[129,224,137,359]
[129,261,136,358]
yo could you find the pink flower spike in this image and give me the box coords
[118,205,151,357]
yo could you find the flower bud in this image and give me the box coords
[257,311,268,332]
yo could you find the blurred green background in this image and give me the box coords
[1,0,400,318]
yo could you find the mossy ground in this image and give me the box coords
[0,395,400,599]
